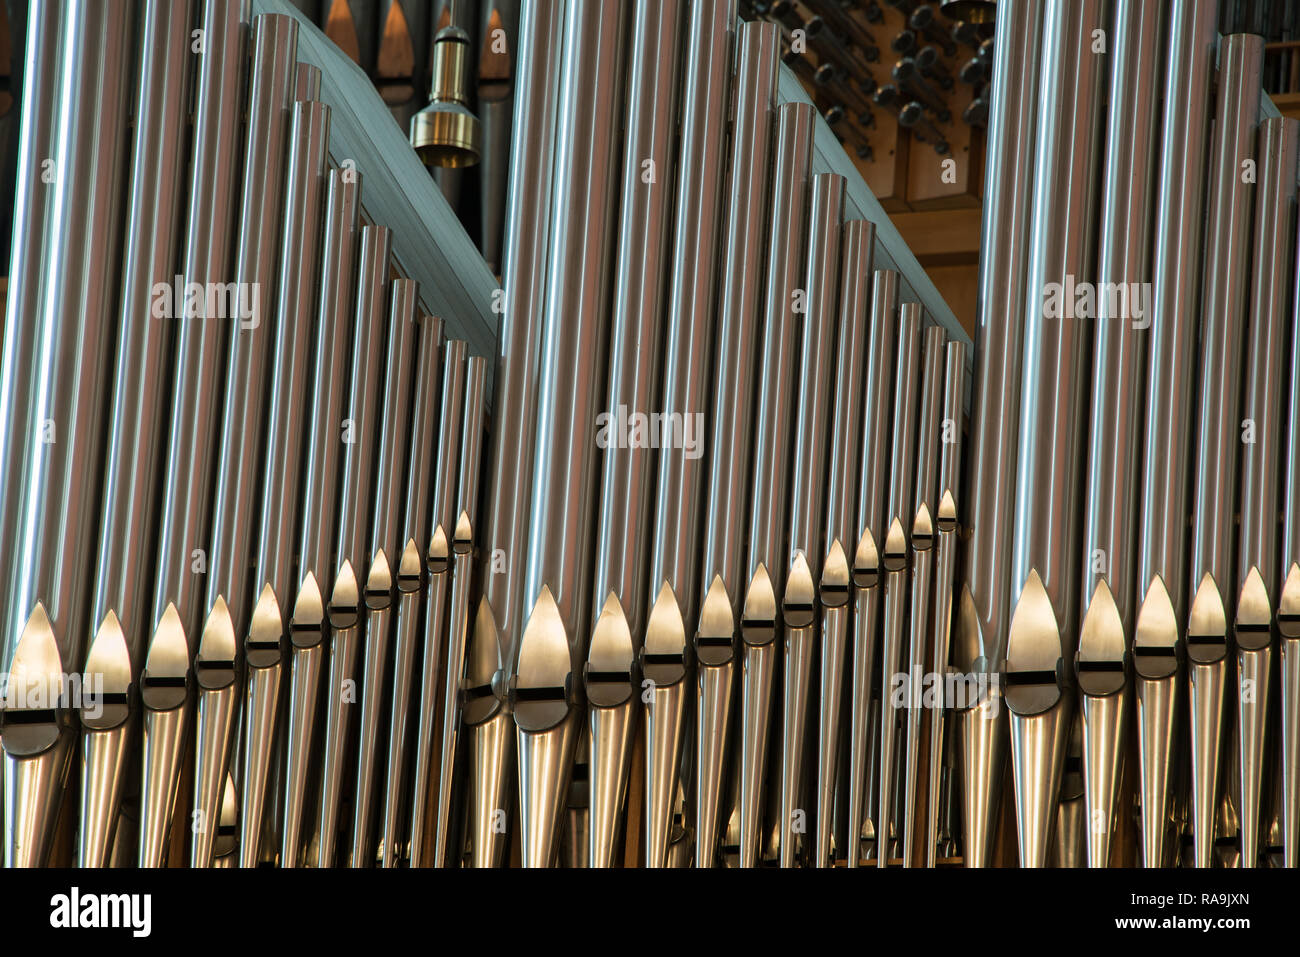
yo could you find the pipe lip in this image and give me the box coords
[247,585,287,668]
[782,553,817,629]
[1186,573,1228,664]
[462,598,508,725]
[512,587,575,731]
[821,540,852,607]
[140,603,191,712]
[641,584,690,686]
[1,604,71,754]
[696,576,737,664]
[1279,564,1300,639]
[196,596,240,686]
[585,594,636,707]
[289,574,327,649]
[1075,581,1128,697]
[740,565,778,647]
[213,773,239,859]
[81,612,133,730]
[396,538,424,593]
[1004,570,1065,715]
[1234,567,1272,652]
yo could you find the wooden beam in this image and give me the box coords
[1274,92,1300,120]
[891,208,982,267]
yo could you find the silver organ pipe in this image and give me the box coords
[3,0,1300,873]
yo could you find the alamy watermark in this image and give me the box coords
[49,888,151,937]
[1042,274,1152,329]
[1,670,105,719]
[889,668,1002,715]
[595,405,705,460]
[151,276,262,329]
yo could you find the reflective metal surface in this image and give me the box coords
[1076,0,1161,871]
[695,19,779,869]
[1185,32,1263,870]
[847,269,899,868]
[5,0,1295,875]
[739,100,815,869]
[514,0,626,866]
[955,0,1044,867]
[1234,115,1298,868]
[1133,0,1216,869]
[585,0,685,869]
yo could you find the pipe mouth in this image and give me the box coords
[940,0,996,24]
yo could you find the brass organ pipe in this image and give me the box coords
[639,0,737,868]
[1005,0,1107,869]
[206,13,300,645]
[846,268,899,867]
[478,0,519,274]
[279,168,363,869]
[641,0,736,632]
[193,11,300,869]
[876,302,922,867]
[584,0,686,870]
[814,219,876,868]
[1076,0,1162,871]
[2,0,134,868]
[430,355,488,866]
[478,0,563,675]
[923,340,966,867]
[1185,33,1262,870]
[80,0,195,868]
[1281,154,1300,869]
[513,0,627,869]
[94,0,196,653]
[2,0,132,682]
[1235,116,1299,869]
[435,363,490,866]
[738,101,815,869]
[779,172,845,868]
[694,18,780,871]
[351,278,420,867]
[407,337,466,868]
[901,326,947,866]
[139,0,250,868]
[241,98,332,867]
[404,337,465,866]
[316,224,393,868]
[954,0,1044,868]
[0,0,65,661]
[1132,0,1216,870]
[467,0,564,861]
[380,324,451,868]
[152,0,252,648]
